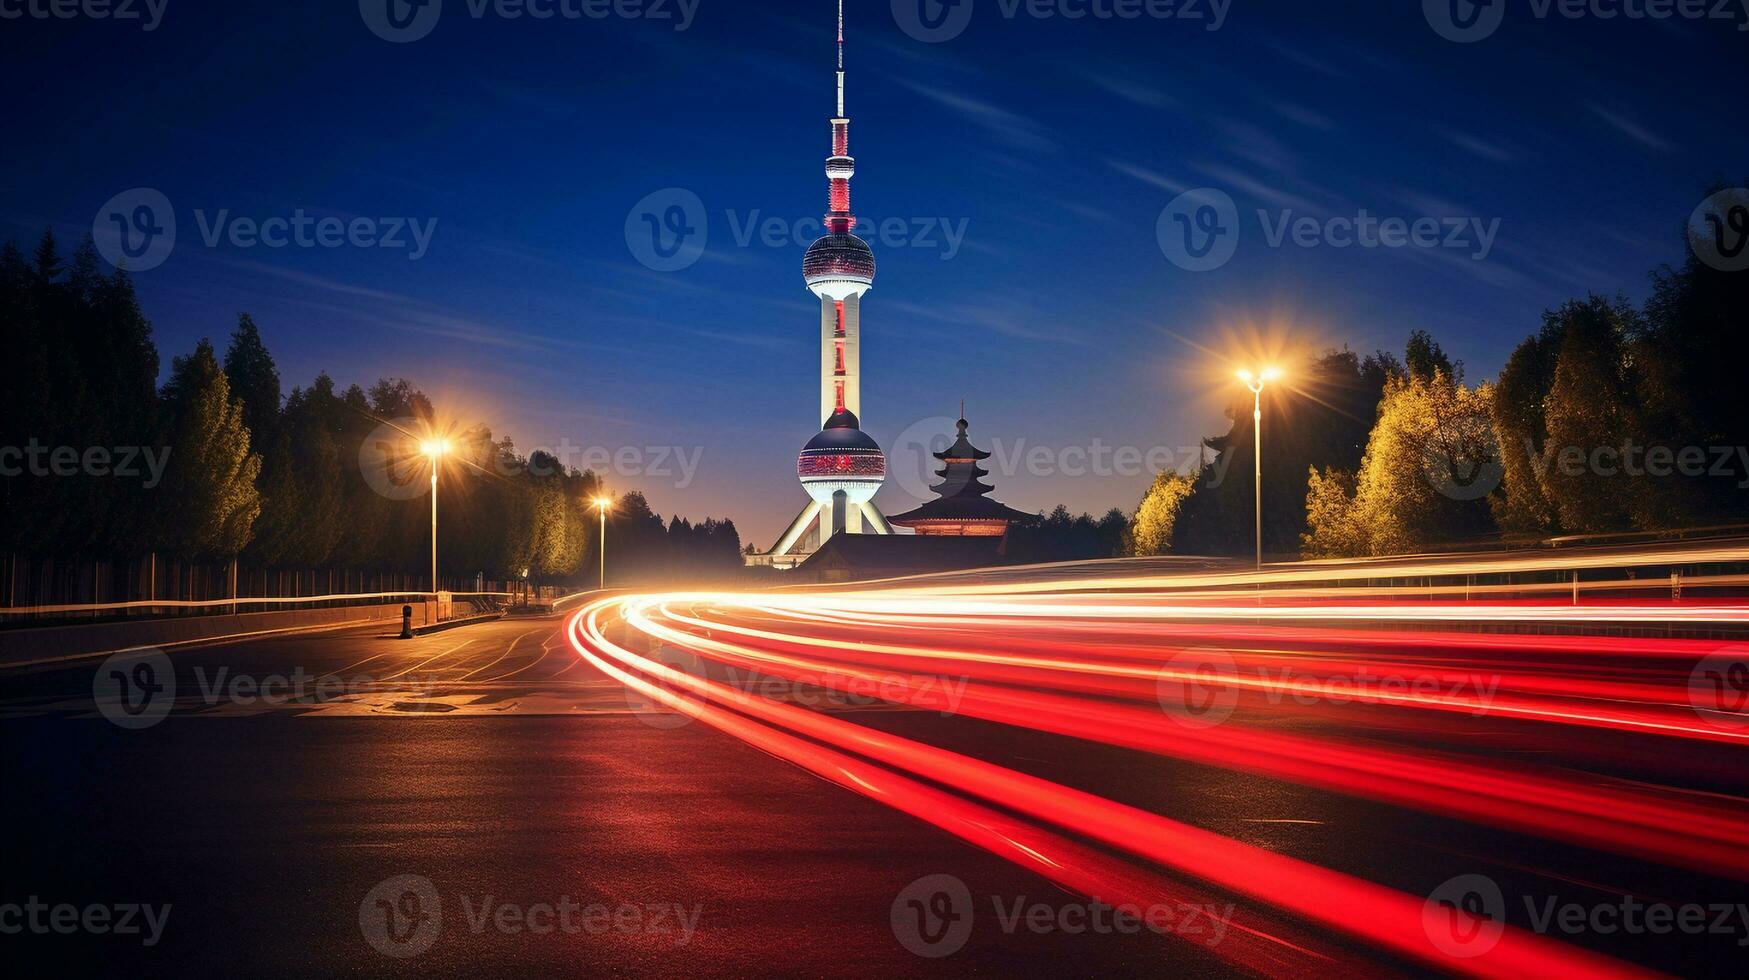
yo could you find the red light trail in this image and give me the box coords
[567,567,1749,976]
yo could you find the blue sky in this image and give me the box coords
[4,0,1745,546]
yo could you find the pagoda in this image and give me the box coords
[888,414,1038,537]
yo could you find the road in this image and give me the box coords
[3,554,1748,977]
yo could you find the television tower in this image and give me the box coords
[761,0,893,566]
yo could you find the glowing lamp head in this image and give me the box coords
[593,496,614,511]
[797,407,886,504]
[421,438,451,457]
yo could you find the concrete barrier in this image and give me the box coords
[0,601,436,668]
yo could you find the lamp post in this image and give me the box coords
[420,438,450,593]
[1236,368,1281,571]
[592,495,614,590]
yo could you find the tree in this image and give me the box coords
[154,339,262,557]
[1405,329,1457,383]
[223,314,281,449]
[1129,471,1194,556]
[1537,298,1640,534]
[1491,318,1564,536]
[1302,368,1499,557]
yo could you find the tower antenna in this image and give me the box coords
[836,0,845,116]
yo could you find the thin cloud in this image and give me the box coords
[1585,103,1673,152]
[1435,127,1518,164]
[898,81,1059,153]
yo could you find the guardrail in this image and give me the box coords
[0,590,514,620]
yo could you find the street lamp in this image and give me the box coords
[592,495,614,590]
[420,438,451,593]
[1236,368,1282,570]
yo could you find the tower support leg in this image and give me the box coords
[770,500,823,558]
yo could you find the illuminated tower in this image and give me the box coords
[759,1,892,567]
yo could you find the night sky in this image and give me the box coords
[4,0,1746,546]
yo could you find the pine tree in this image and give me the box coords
[223,314,282,449]
[154,340,262,557]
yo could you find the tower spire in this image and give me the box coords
[835,0,845,116]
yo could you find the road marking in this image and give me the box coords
[457,628,543,680]
[380,639,474,680]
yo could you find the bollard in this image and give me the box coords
[400,604,414,639]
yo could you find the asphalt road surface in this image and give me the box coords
[2,605,1745,977]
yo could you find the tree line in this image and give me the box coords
[0,231,742,587]
[1130,193,1749,559]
